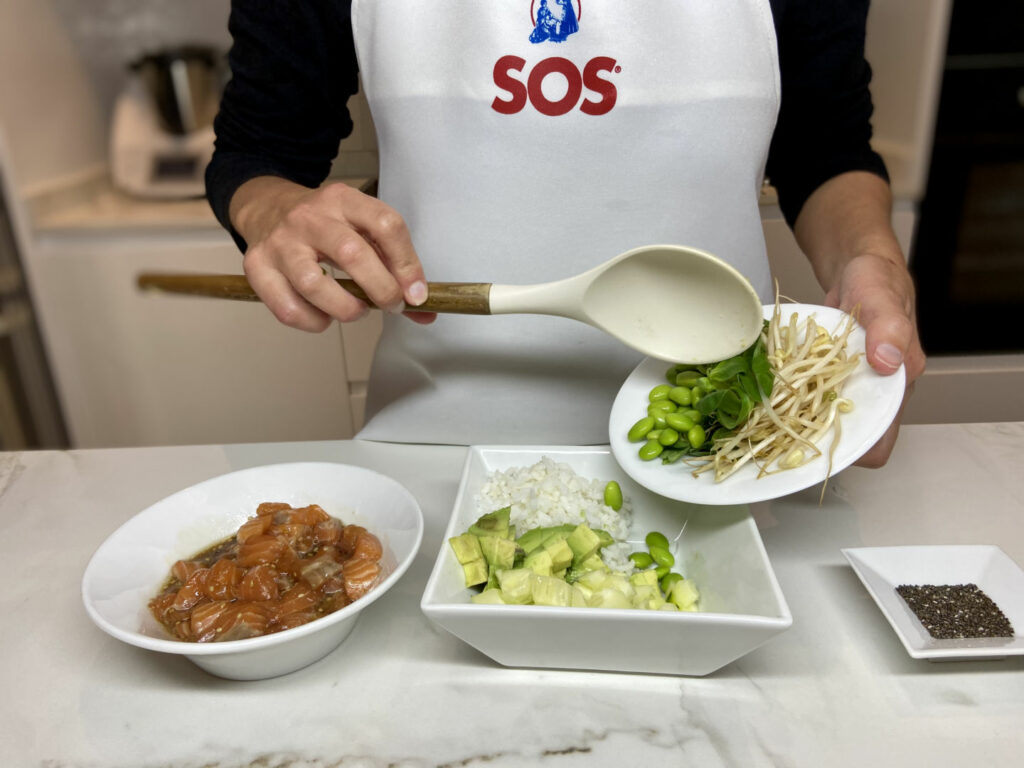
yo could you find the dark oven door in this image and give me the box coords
[911,5,1024,355]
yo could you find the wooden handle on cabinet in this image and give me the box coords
[136,273,493,315]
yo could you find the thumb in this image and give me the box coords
[860,304,913,376]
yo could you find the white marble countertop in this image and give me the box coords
[3,424,1023,767]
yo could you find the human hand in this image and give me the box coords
[230,177,435,332]
[824,252,926,467]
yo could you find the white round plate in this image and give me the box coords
[609,304,906,505]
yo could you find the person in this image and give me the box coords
[206,0,925,462]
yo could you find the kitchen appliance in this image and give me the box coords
[910,0,1024,354]
[110,46,223,199]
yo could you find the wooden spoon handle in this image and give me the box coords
[136,273,493,315]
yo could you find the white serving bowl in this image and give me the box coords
[421,446,791,676]
[82,462,423,680]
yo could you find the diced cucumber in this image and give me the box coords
[571,585,589,608]
[531,574,573,607]
[590,587,632,609]
[669,578,700,610]
[629,569,659,588]
[496,568,533,604]
[470,589,506,604]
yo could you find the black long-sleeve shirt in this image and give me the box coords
[206,0,889,250]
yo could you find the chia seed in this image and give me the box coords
[896,583,1014,640]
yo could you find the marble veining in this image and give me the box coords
[6,429,1024,767]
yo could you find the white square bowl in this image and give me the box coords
[421,446,792,676]
[841,545,1024,661]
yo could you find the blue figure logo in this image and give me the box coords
[530,0,580,44]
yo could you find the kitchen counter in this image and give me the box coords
[3,423,1023,767]
[26,173,375,235]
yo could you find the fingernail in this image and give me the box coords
[876,343,903,370]
[407,280,428,306]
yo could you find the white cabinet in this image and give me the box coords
[29,228,358,448]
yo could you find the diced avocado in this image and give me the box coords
[523,548,553,576]
[593,528,616,548]
[515,526,549,554]
[517,523,574,555]
[543,537,574,572]
[448,533,483,564]
[579,553,607,572]
[468,506,512,539]
[669,578,700,610]
[540,524,575,548]
[629,569,659,588]
[496,568,533,604]
[531,574,572,607]
[479,535,519,570]
[461,558,489,587]
[567,523,601,564]
[471,588,506,605]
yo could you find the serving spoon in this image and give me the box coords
[137,244,763,363]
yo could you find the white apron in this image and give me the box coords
[352,0,779,445]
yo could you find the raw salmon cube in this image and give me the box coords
[289,504,330,526]
[236,534,286,567]
[342,558,381,601]
[238,564,280,602]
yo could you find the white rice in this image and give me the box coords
[475,456,635,574]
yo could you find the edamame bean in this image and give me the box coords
[647,400,677,415]
[674,370,701,387]
[655,564,671,579]
[660,572,683,594]
[667,386,692,406]
[629,551,654,569]
[645,531,670,550]
[691,386,704,403]
[604,480,623,511]
[638,440,664,461]
[627,416,655,442]
[658,428,679,446]
[665,412,695,432]
[681,409,702,422]
[648,384,672,402]
[664,364,687,384]
[646,429,663,441]
[688,424,707,449]
[652,413,668,429]
[649,545,675,568]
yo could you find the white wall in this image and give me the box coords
[0,0,106,194]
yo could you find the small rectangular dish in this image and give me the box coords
[841,545,1024,661]
[421,446,792,676]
